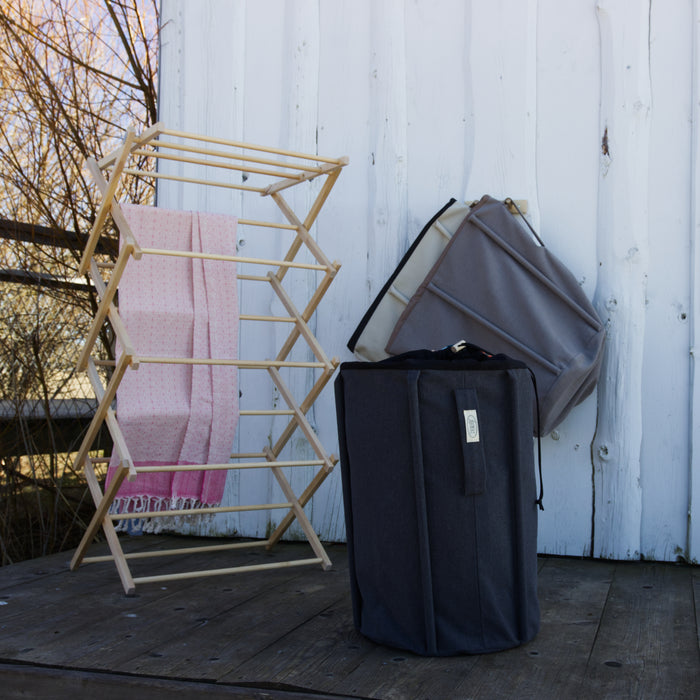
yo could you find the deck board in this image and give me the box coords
[223,594,374,690]
[580,561,700,698]
[114,553,348,680]
[0,535,698,699]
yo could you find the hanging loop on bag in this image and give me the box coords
[505,197,545,247]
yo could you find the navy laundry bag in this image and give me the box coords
[334,342,541,656]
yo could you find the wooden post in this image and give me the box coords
[591,0,650,560]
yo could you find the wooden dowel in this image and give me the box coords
[139,246,329,271]
[263,158,347,196]
[147,139,325,174]
[121,168,265,193]
[135,356,326,369]
[111,501,292,520]
[134,459,325,473]
[237,218,297,230]
[132,557,324,585]
[227,458,326,467]
[239,314,295,323]
[83,539,268,563]
[231,452,266,459]
[240,409,295,416]
[132,148,306,182]
[97,121,165,168]
[238,274,272,282]
[158,126,345,165]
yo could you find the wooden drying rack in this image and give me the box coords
[70,123,348,594]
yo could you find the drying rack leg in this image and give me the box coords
[266,463,335,549]
[264,448,332,570]
[70,458,136,595]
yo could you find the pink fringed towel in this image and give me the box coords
[106,204,239,516]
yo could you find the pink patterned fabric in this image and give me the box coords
[106,204,239,515]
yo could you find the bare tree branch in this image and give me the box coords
[0,0,159,564]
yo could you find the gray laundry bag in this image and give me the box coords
[349,196,605,436]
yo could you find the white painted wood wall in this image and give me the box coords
[157,0,700,563]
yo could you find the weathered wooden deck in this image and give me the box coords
[0,535,698,699]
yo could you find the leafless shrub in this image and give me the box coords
[0,0,158,563]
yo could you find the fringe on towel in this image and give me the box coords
[111,495,221,534]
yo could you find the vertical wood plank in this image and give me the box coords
[364,0,409,298]
[313,0,375,543]
[262,0,323,541]
[464,0,540,231]
[535,0,601,556]
[234,3,288,539]
[404,0,471,226]
[156,0,252,539]
[317,0,409,542]
[592,0,651,559]
[151,0,348,543]
[690,0,700,565]
[641,0,692,562]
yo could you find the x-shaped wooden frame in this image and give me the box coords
[69,124,347,593]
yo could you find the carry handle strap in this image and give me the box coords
[452,341,544,510]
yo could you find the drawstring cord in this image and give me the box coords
[528,368,545,511]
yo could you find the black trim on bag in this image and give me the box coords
[347,198,458,352]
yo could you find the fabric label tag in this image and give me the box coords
[463,409,480,443]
